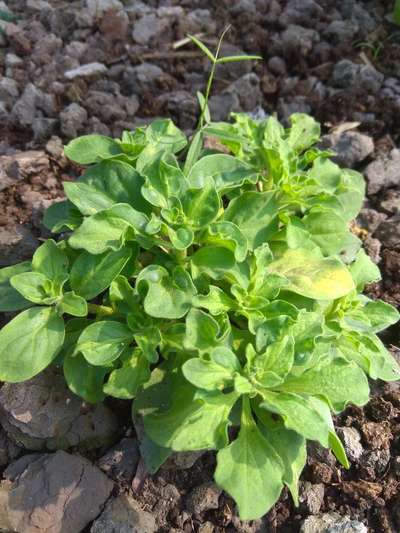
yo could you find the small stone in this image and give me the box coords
[0,367,119,451]
[0,226,39,267]
[11,83,39,126]
[162,450,204,470]
[365,149,400,195]
[301,512,368,533]
[268,56,287,76]
[5,53,23,68]
[0,427,21,467]
[124,63,164,95]
[308,441,336,467]
[360,449,390,478]
[324,20,359,44]
[60,102,88,138]
[0,450,113,533]
[375,215,400,249]
[91,494,156,533]
[0,77,19,107]
[379,189,400,215]
[363,236,381,264]
[228,73,262,112]
[132,13,170,46]
[357,208,387,234]
[86,0,123,17]
[361,421,392,450]
[45,136,64,159]
[280,24,320,56]
[299,481,325,514]
[186,482,221,516]
[32,117,58,142]
[98,437,139,485]
[336,428,364,462]
[64,62,107,80]
[332,60,383,92]
[321,131,374,168]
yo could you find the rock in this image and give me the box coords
[132,13,170,46]
[99,8,129,41]
[11,83,38,126]
[0,450,113,533]
[268,56,287,76]
[0,77,19,107]
[280,25,320,56]
[45,136,64,160]
[0,150,50,187]
[98,437,139,485]
[5,52,23,68]
[363,236,382,264]
[379,189,400,215]
[32,117,58,142]
[360,449,390,478]
[299,482,325,514]
[208,91,239,122]
[186,482,221,516]
[5,22,32,55]
[360,421,393,450]
[185,9,217,35]
[301,512,368,533]
[365,149,400,195]
[375,216,400,249]
[0,427,21,467]
[357,208,387,234]
[162,450,204,470]
[60,102,87,138]
[0,367,119,451]
[323,20,359,44]
[85,90,127,122]
[277,96,311,122]
[228,73,262,112]
[198,522,214,533]
[64,62,107,80]
[124,63,165,95]
[158,90,198,130]
[332,60,384,92]
[86,0,123,18]
[90,493,156,533]
[308,442,336,467]
[321,131,374,168]
[216,44,253,81]
[0,226,39,267]
[336,427,363,462]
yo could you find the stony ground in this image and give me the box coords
[0,0,400,532]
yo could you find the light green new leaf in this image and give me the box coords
[0,307,65,382]
[224,191,278,250]
[182,357,235,391]
[308,157,341,191]
[281,358,370,412]
[215,399,284,520]
[32,239,68,280]
[0,261,32,312]
[191,246,236,280]
[187,154,257,190]
[137,265,196,319]
[267,248,355,300]
[288,114,320,153]
[64,134,123,164]
[64,181,116,216]
[188,34,215,62]
[64,352,108,403]
[10,272,55,304]
[254,336,294,387]
[145,119,187,153]
[70,248,131,300]
[193,285,237,315]
[69,203,148,254]
[103,349,150,399]
[302,210,351,256]
[216,54,262,63]
[362,300,400,333]
[184,308,222,353]
[58,291,88,317]
[77,320,133,366]
[109,275,138,314]
[350,249,381,289]
[183,130,203,174]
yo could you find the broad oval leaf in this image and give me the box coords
[64,134,123,164]
[187,154,257,190]
[77,320,133,366]
[0,307,65,382]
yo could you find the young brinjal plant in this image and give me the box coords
[0,31,399,520]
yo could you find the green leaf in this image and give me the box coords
[77,320,133,366]
[207,221,248,262]
[188,34,215,62]
[145,119,187,153]
[137,265,196,319]
[103,349,150,399]
[288,114,320,153]
[216,54,262,63]
[64,134,123,164]
[281,358,370,412]
[350,249,381,289]
[191,246,236,280]
[224,191,278,250]
[43,200,82,233]
[362,300,399,332]
[167,226,194,250]
[64,352,108,403]
[183,130,203,174]
[254,336,294,387]
[308,157,341,191]
[0,262,32,312]
[10,272,55,304]
[196,91,211,123]
[267,248,355,300]
[182,357,235,391]
[193,285,237,315]
[182,177,220,229]
[32,239,68,280]
[215,398,284,520]
[109,275,138,314]
[187,154,257,190]
[58,291,88,317]
[64,181,116,216]
[70,248,132,300]
[69,203,148,255]
[0,307,65,382]
[302,210,351,256]
[145,386,238,451]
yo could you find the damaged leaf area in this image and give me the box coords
[0,111,398,520]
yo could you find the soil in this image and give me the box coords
[1,0,400,532]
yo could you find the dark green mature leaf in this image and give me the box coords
[104,349,150,399]
[64,352,108,403]
[182,177,220,229]
[77,320,133,366]
[43,200,82,233]
[64,134,123,164]
[70,248,132,300]
[0,262,32,312]
[215,399,284,520]
[10,272,55,304]
[207,221,248,262]
[224,191,278,250]
[0,307,65,382]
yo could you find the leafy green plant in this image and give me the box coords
[0,33,399,521]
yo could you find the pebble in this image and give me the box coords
[91,494,156,533]
[301,513,368,533]
[365,149,400,195]
[64,62,107,80]
[321,130,374,168]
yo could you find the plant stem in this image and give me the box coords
[87,303,114,316]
